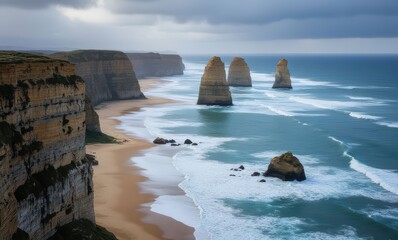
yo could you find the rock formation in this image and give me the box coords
[264,152,306,181]
[227,57,252,87]
[0,51,114,239]
[197,56,233,106]
[272,58,292,88]
[126,52,185,79]
[85,95,101,133]
[50,50,145,106]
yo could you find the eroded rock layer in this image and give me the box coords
[197,56,232,106]
[126,52,185,79]
[85,95,101,133]
[272,58,292,88]
[51,50,145,105]
[0,51,94,240]
[227,57,252,87]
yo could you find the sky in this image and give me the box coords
[1,0,398,54]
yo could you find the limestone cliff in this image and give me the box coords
[197,56,233,106]
[51,50,145,106]
[272,58,292,88]
[227,57,252,87]
[85,95,101,133]
[0,52,97,240]
[126,52,185,79]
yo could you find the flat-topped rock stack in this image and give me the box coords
[272,58,292,89]
[228,57,252,87]
[197,56,233,106]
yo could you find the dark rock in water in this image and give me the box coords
[192,143,198,146]
[251,172,260,176]
[272,58,292,89]
[233,168,241,171]
[259,179,266,183]
[239,165,245,170]
[264,152,306,181]
[184,139,193,144]
[168,139,176,143]
[153,137,167,144]
[229,174,236,177]
[171,143,180,146]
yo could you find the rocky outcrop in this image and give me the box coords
[0,51,97,240]
[264,152,306,181]
[227,57,252,87]
[85,95,101,133]
[51,50,145,106]
[272,58,292,88]
[126,52,185,79]
[197,56,233,106]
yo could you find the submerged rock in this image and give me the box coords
[197,56,233,106]
[228,57,252,87]
[264,152,306,181]
[272,58,292,88]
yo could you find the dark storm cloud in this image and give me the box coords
[0,0,96,9]
[103,0,398,38]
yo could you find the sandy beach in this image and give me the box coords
[87,79,195,240]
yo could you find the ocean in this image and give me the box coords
[118,55,398,239]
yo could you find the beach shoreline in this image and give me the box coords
[87,78,195,240]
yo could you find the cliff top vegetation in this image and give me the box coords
[0,51,67,64]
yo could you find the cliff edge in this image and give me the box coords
[51,50,145,106]
[126,52,185,79]
[0,51,114,240]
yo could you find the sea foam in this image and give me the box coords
[346,151,398,196]
[348,112,382,120]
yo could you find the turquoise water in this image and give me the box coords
[129,55,398,239]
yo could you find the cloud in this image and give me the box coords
[104,0,398,25]
[0,0,96,9]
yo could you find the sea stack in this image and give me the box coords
[272,58,292,88]
[197,56,233,106]
[264,152,306,181]
[228,57,252,87]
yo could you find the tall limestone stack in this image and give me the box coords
[227,57,252,87]
[0,52,114,240]
[272,58,292,88]
[197,56,233,106]
[51,50,145,106]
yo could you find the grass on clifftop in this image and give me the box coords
[85,130,118,144]
[0,51,67,64]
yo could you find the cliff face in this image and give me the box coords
[272,58,292,88]
[0,52,94,240]
[126,52,185,79]
[51,50,145,106]
[85,95,101,133]
[197,56,233,106]
[227,57,252,87]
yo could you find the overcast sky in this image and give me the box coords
[1,0,398,54]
